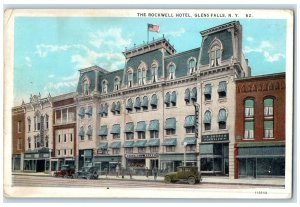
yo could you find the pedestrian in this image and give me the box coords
[121,165,125,179]
[145,167,149,178]
[152,166,158,180]
[129,167,133,179]
[116,164,120,177]
[105,168,108,178]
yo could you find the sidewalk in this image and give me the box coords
[12,171,285,187]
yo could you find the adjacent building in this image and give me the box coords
[234,73,285,178]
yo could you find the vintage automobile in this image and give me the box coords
[53,165,75,178]
[73,166,100,180]
[164,166,201,184]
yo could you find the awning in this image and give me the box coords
[170,91,177,103]
[218,109,227,122]
[110,141,121,149]
[98,125,108,136]
[148,120,159,131]
[86,126,93,136]
[85,106,93,115]
[162,138,177,146]
[165,118,176,129]
[218,81,227,93]
[134,97,141,108]
[204,111,212,123]
[190,87,197,100]
[78,107,85,116]
[238,146,285,157]
[134,140,147,147]
[115,102,121,111]
[184,115,195,127]
[184,89,190,101]
[97,142,108,150]
[78,127,85,136]
[98,105,104,114]
[111,124,121,134]
[123,141,135,148]
[111,102,116,112]
[135,121,146,132]
[126,99,133,110]
[204,84,212,95]
[183,137,197,145]
[150,94,158,106]
[147,139,160,147]
[124,122,134,133]
[164,92,170,104]
[141,96,149,107]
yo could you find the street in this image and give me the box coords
[12,175,284,189]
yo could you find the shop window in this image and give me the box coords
[27,137,31,149]
[245,99,254,118]
[264,121,274,138]
[125,148,133,154]
[150,146,159,153]
[264,98,274,116]
[138,147,146,153]
[166,146,175,152]
[113,134,120,139]
[168,63,176,80]
[112,148,120,155]
[244,121,254,139]
[150,131,159,139]
[126,133,134,140]
[218,81,227,98]
[186,145,196,152]
[137,131,146,139]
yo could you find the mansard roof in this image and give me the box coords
[98,69,124,93]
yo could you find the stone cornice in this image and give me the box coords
[200,21,240,36]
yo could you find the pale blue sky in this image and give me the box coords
[14,17,287,106]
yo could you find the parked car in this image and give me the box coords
[54,165,75,178]
[73,166,100,180]
[164,166,201,184]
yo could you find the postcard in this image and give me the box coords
[3,9,294,199]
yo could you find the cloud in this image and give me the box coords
[48,74,55,78]
[44,72,79,95]
[35,44,72,57]
[25,56,32,68]
[244,40,272,53]
[246,36,254,42]
[164,28,186,38]
[263,51,285,62]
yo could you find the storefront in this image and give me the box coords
[12,154,21,171]
[78,149,93,169]
[93,155,122,174]
[125,153,159,175]
[160,153,198,173]
[23,148,50,172]
[237,142,285,178]
[200,133,229,176]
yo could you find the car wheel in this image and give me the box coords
[187,176,196,185]
[164,176,172,183]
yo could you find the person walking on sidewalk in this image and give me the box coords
[129,167,133,179]
[116,165,120,177]
[152,166,158,180]
[145,167,149,178]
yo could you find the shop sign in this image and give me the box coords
[25,154,32,158]
[34,154,39,158]
[125,153,159,158]
[201,133,229,142]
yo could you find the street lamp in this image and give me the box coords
[183,141,187,166]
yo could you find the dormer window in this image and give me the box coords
[128,69,133,88]
[210,45,221,67]
[188,58,196,74]
[82,78,90,95]
[114,77,120,91]
[138,62,147,86]
[169,63,176,80]
[102,80,108,94]
[151,62,158,83]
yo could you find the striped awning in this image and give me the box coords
[134,140,147,147]
[147,139,160,147]
[124,122,134,133]
[165,118,176,129]
[111,124,121,134]
[134,97,141,108]
[110,141,121,149]
[98,125,108,136]
[135,121,146,132]
[162,138,177,146]
[97,142,108,150]
[183,137,197,145]
[123,141,135,148]
[184,115,195,127]
[148,120,159,131]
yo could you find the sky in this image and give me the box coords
[14,17,287,106]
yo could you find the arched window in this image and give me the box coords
[82,77,90,95]
[151,62,158,83]
[127,68,133,87]
[245,99,254,117]
[209,39,222,67]
[264,98,274,116]
[188,58,196,74]
[168,63,176,80]
[150,94,158,109]
[102,80,108,94]
[114,77,120,91]
[138,62,147,85]
[204,111,212,130]
[28,137,31,149]
[264,97,274,138]
[218,109,227,129]
[27,117,31,132]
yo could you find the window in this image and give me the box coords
[100,135,107,140]
[188,58,196,74]
[151,94,158,110]
[166,129,175,135]
[218,81,227,98]
[28,118,31,132]
[114,77,120,91]
[244,121,254,139]
[125,148,133,154]
[17,121,22,133]
[186,127,195,134]
[166,146,175,152]
[64,134,67,142]
[137,63,147,85]
[103,104,109,117]
[126,133,134,140]
[142,96,148,111]
[17,138,22,150]
[186,145,196,152]
[70,149,73,155]
[150,131,159,139]
[204,84,212,101]
[113,134,120,139]
[126,99,133,113]
[218,109,227,130]
[115,102,121,115]
[245,99,254,118]
[111,102,116,115]
[28,137,31,149]
[165,92,170,107]
[170,91,177,107]
[37,116,41,130]
[264,121,274,138]
[150,146,159,153]
[87,125,93,140]
[83,78,89,95]
[58,134,61,143]
[79,127,84,141]
[45,136,48,148]
[165,118,176,135]
[70,134,73,142]
[210,44,221,67]
[137,131,146,139]
[169,64,176,80]
[138,69,143,85]
[58,150,61,156]
[64,149,67,155]
[128,69,133,87]
[102,80,108,94]
[184,88,190,104]
[112,148,120,155]
[45,115,49,129]
[134,97,141,112]
[184,115,195,134]
[204,111,212,130]
[138,147,146,153]
[151,63,158,83]
[264,98,274,116]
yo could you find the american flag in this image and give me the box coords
[148,24,159,33]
